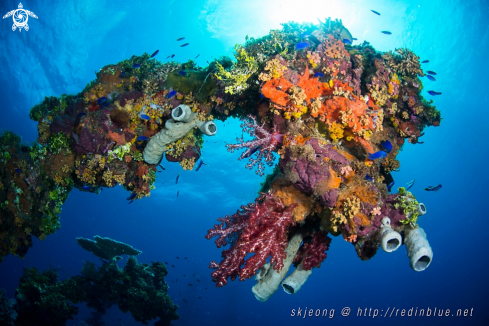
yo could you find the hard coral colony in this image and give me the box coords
[0,18,440,303]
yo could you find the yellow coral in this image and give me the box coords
[103,170,113,186]
[180,157,196,171]
[328,122,344,141]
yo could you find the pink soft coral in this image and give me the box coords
[226,115,283,176]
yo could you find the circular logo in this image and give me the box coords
[13,9,28,28]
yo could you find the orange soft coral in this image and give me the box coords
[261,77,293,107]
[273,184,314,223]
[297,67,332,103]
[108,131,127,146]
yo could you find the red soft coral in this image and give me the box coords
[293,230,332,270]
[205,194,296,287]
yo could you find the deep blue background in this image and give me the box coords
[0,0,488,325]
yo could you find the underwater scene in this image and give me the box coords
[0,0,488,325]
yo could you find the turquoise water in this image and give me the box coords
[0,0,488,325]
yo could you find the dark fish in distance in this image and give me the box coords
[176,257,180,259]
[426,70,437,75]
[295,42,310,50]
[97,97,107,105]
[177,37,185,41]
[195,54,200,58]
[180,43,189,47]
[128,200,133,204]
[137,136,148,141]
[176,174,180,184]
[425,184,442,192]
[164,262,169,265]
[127,192,137,200]
[172,265,175,267]
[183,274,185,276]
[427,91,442,96]
[387,181,395,192]
[171,54,175,58]
[168,90,177,98]
[196,279,201,282]
[188,284,193,286]
[133,64,141,68]
[418,141,424,144]
[140,114,150,120]
[427,75,436,81]
[198,297,201,299]
[371,10,381,15]
[343,38,352,44]
[381,31,392,35]
[166,55,171,59]
[182,299,188,304]
[184,257,187,259]
[313,72,325,78]
[150,50,159,58]
[422,60,429,63]
[158,164,165,170]
[178,70,187,76]
[177,191,179,197]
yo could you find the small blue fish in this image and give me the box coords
[83,185,90,190]
[131,55,136,59]
[180,43,189,47]
[78,112,86,117]
[195,54,200,59]
[101,103,108,109]
[418,141,424,144]
[128,200,133,204]
[343,38,352,45]
[137,136,148,141]
[427,75,436,81]
[178,71,187,76]
[367,150,387,160]
[158,164,165,170]
[127,192,137,201]
[426,70,437,75]
[352,38,358,40]
[177,37,185,41]
[171,54,175,58]
[295,42,310,50]
[387,181,395,192]
[380,140,393,153]
[381,31,392,35]
[371,10,381,15]
[240,145,261,159]
[150,50,159,58]
[168,90,177,98]
[314,72,325,78]
[97,97,107,105]
[260,93,264,98]
[133,64,141,69]
[166,55,171,59]
[140,114,150,120]
[177,191,179,197]
[195,159,208,172]
[425,184,442,192]
[121,71,125,77]
[365,175,373,182]
[176,174,180,184]
[427,91,442,96]
[406,179,415,190]
[421,60,429,63]
[14,168,22,173]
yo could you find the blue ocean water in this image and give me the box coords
[0,0,488,325]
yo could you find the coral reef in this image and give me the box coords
[0,18,442,302]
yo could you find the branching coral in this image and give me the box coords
[383,48,423,77]
[205,194,295,287]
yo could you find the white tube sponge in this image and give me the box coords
[143,105,217,164]
[379,217,402,253]
[251,232,305,302]
[404,227,433,272]
[281,261,312,295]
